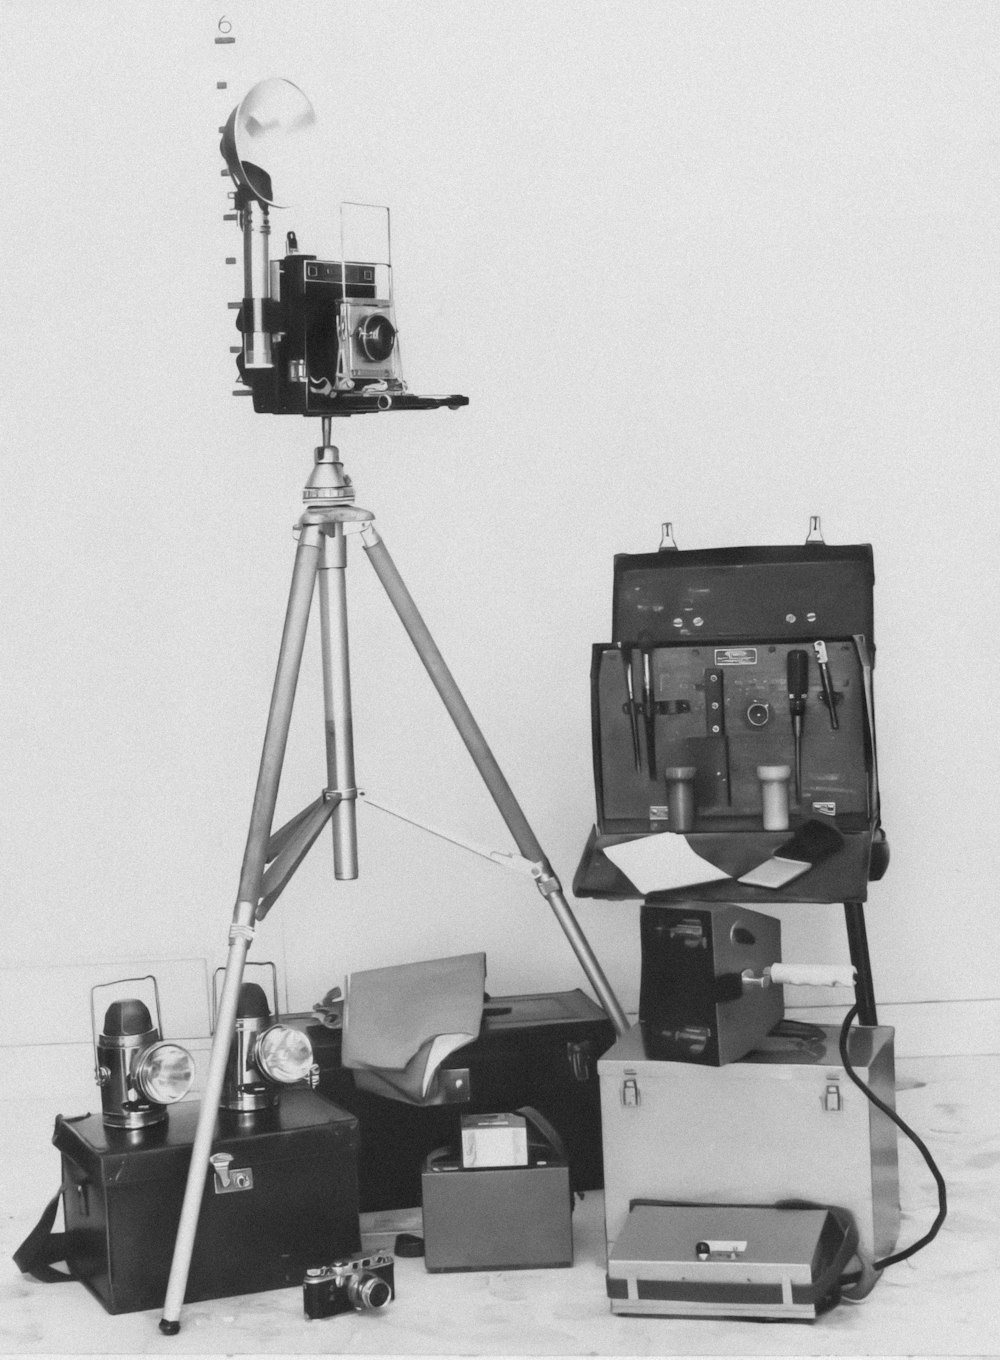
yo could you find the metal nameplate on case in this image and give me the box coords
[441,1068,472,1103]
[714,648,758,666]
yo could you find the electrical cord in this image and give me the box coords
[838,1003,947,1272]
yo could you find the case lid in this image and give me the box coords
[613,544,874,646]
[598,1021,892,1073]
[296,989,614,1062]
[53,1089,358,1186]
[609,1202,830,1271]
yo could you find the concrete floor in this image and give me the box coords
[1,1050,997,1358]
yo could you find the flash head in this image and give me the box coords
[218,974,317,1113]
[220,77,316,207]
[93,982,195,1129]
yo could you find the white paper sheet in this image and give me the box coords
[603,835,732,894]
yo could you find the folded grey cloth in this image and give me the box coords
[342,952,486,1105]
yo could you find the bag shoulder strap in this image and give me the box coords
[13,1189,75,1283]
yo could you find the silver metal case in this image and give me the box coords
[599,1023,899,1265]
[606,1203,847,1319]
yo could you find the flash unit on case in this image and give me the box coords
[92,976,196,1129]
[216,964,317,1113]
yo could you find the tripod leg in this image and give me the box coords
[318,525,358,879]
[159,526,323,1334]
[360,523,629,1037]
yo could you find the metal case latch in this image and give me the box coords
[210,1152,254,1193]
[567,1040,594,1083]
[440,1068,472,1104]
[621,1076,641,1107]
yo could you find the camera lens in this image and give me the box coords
[356,314,396,363]
[347,1271,392,1312]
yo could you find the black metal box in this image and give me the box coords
[53,1089,360,1314]
[292,990,615,1211]
[639,903,783,1065]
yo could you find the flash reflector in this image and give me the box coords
[134,1041,197,1106]
[216,965,317,1113]
[255,1024,314,1084]
[220,77,316,208]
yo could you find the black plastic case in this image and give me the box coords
[52,1089,360,1314]
[292,989,615,1211]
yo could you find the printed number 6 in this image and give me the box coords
[218,16,232,35]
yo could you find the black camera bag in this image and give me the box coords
[291,989,615,1213]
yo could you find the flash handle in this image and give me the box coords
[240,196,274,369]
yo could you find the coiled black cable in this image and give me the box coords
[838,1004,947,1270]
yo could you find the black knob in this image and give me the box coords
[787,650,809,714]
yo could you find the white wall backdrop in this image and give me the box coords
[2,1,998,1056]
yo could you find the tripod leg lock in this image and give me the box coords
[228,920,255,945]
[531,866,563,897]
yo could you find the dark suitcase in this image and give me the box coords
[52,1089,360,1314]
[291,989,616,1212]
[575,540,886,904]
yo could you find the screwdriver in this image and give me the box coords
[620,645,642,771]
[642,650,657,779]
[786,649,809,801]
[814,640,840,730]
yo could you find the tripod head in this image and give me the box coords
[303,417,354,508]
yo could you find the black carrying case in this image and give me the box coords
[51,1089,360,1314]
[575,541,886,904]
[291,989,615,1212]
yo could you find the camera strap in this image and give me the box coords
[13,1113,95,1284]
[515,1105,567,1159]
[515,1105,577,1211]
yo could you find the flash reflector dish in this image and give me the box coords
[221,77,316,207]
[255,1025,314,1084]
[134,1041,196,1105]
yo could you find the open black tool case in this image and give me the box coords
[573,531,889,1022]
